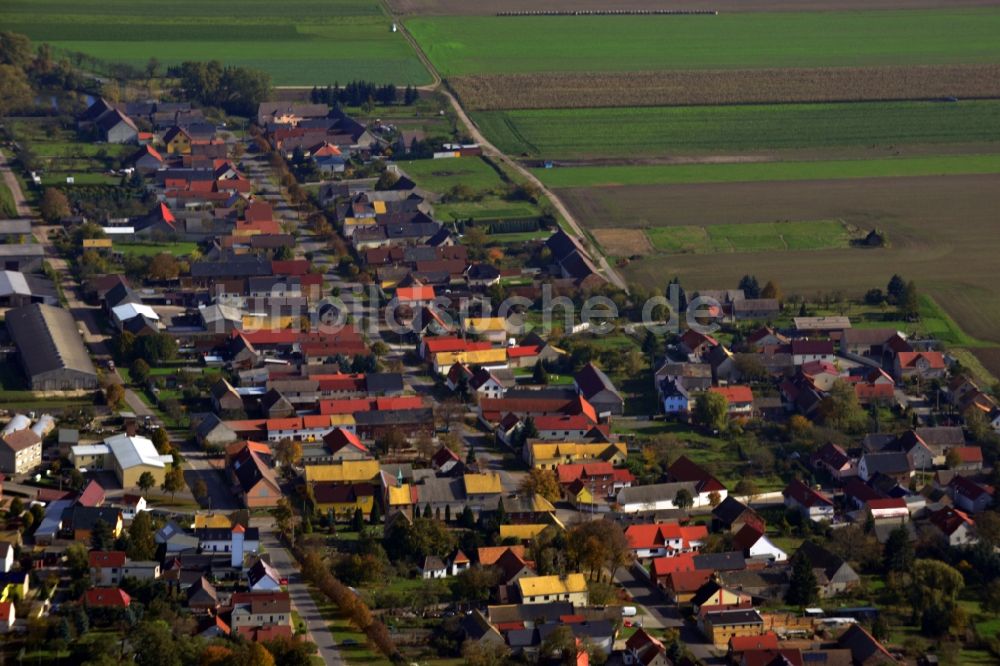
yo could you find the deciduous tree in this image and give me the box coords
[519,468,561,502]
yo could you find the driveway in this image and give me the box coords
[254,523,344,665]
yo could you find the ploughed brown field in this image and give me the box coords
[559,174,1000,344]
[450,65,1000,111]
[971,348,1000,380]
[391,0,999,15]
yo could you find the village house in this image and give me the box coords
[783,479,835,522]
[517,574,589,606]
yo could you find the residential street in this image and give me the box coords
[615,566,725,665]
[254,522,344,666]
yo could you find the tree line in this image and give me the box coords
[171,60,272,117]
[309,81,418,107]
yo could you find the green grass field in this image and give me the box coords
[407,9,1000,76]
[114,241,200,257]
[396,156,505,192]
[646,220,853,254]
[533,153,1000,188]
[474,100,1000,159]
[1,0,432,86]
[435,197,538,222]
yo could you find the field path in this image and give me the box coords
[0,149,32,217]
[388,5,630,291]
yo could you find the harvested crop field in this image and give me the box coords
[559,174,1000,344]
[645,220,855,254]
[451,65,1000,110]
[590,229,652,257]
[407,10,1000,77]
[480,101,1000,160]
[391,0,1000,16]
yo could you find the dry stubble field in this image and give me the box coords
[559,174,1000,346]
[450,65,1000,110]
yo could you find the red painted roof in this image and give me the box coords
[83,587,131,608]
[88,551,126,568]
[397,285,436,302]
[507,345,541,358]
[422,336,493,354]
[77,479,106,508]
[783,478,834,508]
[709,385,754,405]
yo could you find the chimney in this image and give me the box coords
[231,524,246,569]
[124,419,137,437]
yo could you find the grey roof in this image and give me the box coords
[711,497,754,526]
[0,272,57,302]
[0,220,32,235]
[0,244,44,257]
[693,551,746,572]
[575,362,621,401]
[415,477,465,504]
[861,451,912,475]
[365,372,404,394]
[6,304,97,379]
[703,609,763,625]
[617,481,699,507]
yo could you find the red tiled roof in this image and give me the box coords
[952,446,983,464]
[666,569,713,593]
[897,351,946,370]
[556,462,614,484]
[651,553,696,577]
[730,632,779,652]
[535,414,597,432]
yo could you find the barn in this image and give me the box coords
[5,303,98,391]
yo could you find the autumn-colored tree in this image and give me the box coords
[519,468,561,502]
[147,253,180,281]
[761,280,783,303]
[275,438,303,469]
[161,463,185,500]
[39,187,71,223]
[105,383,125,409]
[566,520,633,581]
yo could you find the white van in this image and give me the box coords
[621,606,637,617]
